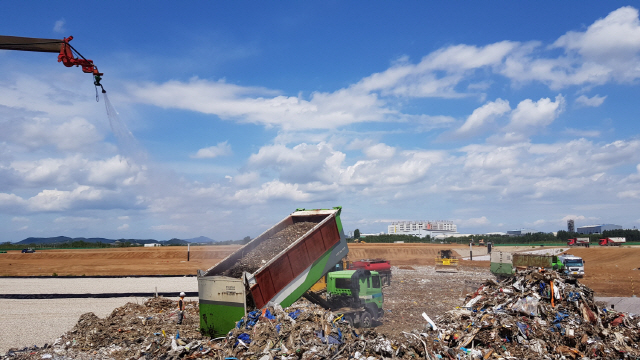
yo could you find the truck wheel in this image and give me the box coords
[360,311,372,328]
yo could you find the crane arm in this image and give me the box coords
[0,35,63,52]
[0,35,103,89]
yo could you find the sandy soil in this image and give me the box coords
[0,246,240,276]
[562,246,640,297]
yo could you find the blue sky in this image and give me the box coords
[2,1,640,241]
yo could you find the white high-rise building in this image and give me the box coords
[388,220,457,237]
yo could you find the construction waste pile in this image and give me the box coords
[4,270,640,359]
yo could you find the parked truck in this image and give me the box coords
[567,238,590,247]
[490,251,564,277]
[599,237,626,246]
[198,207,383,336]
[558,255,585,278]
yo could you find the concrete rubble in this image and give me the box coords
[3,270,640,359]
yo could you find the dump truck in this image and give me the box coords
[198,207,352,336]
[567,238,589,247]
[490,251,564,277]
[599,237,626,246]
[558,255,585,278]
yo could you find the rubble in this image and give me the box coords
[4,270,640,359]
[222,222,317,278]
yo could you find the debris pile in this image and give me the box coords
[417,269,640,359]
[223,222,317,277]
[2,297,206,359]
[4,270,640,360]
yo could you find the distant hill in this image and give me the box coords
[15,235,217,246]
[16,237,166,245]
[182,236,216,243]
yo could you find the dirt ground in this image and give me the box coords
[562,246,640,297]
[0,246,240,276]
[376,265,492,340]
[1,243,638,297]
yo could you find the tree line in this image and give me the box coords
[348,228,640,244]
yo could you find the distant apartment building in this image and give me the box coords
[388,220,457,237]
[577,224,622,234]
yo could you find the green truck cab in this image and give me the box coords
[324,269,384,328]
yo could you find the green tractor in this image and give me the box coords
[305,269,384,328]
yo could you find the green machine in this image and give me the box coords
[323,269,384,328]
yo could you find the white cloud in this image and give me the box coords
[456,99,510,136]
[554,7,640,71]
[456,216,489,227]
[563,128,601,137]
[355,42,518,98]
[11,155,146,188]
[53,19,65,33]
[117,224,129,231]
[363,143,396,159]
[506,95,565,132]
[129,79,388,130]
[192,141,232,159]
[575,94,606,107]
[28,186,105,211]
[233,180,311,204]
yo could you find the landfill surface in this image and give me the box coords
[222,222,317,278]
[4,269,640,359]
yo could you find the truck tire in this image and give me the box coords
[360,311,372,328]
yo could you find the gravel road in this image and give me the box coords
[0,277,197,355]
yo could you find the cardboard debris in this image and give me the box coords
[3,270,640,360]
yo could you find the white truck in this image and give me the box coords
[558,255,585,278]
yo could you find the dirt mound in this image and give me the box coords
[222,222,317,277]
[398,265,415,270]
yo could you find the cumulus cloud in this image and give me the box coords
[506,95,565,133]
[355,42,518,97]
[363,143,396,159]
[455,99,510,136]
[192,141,232,159]
[129,79,388,130]
[117,224,130,231]
[575,94,607,107]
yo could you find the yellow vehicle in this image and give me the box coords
[435,249,459,272]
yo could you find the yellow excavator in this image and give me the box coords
[435,249,459,272]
